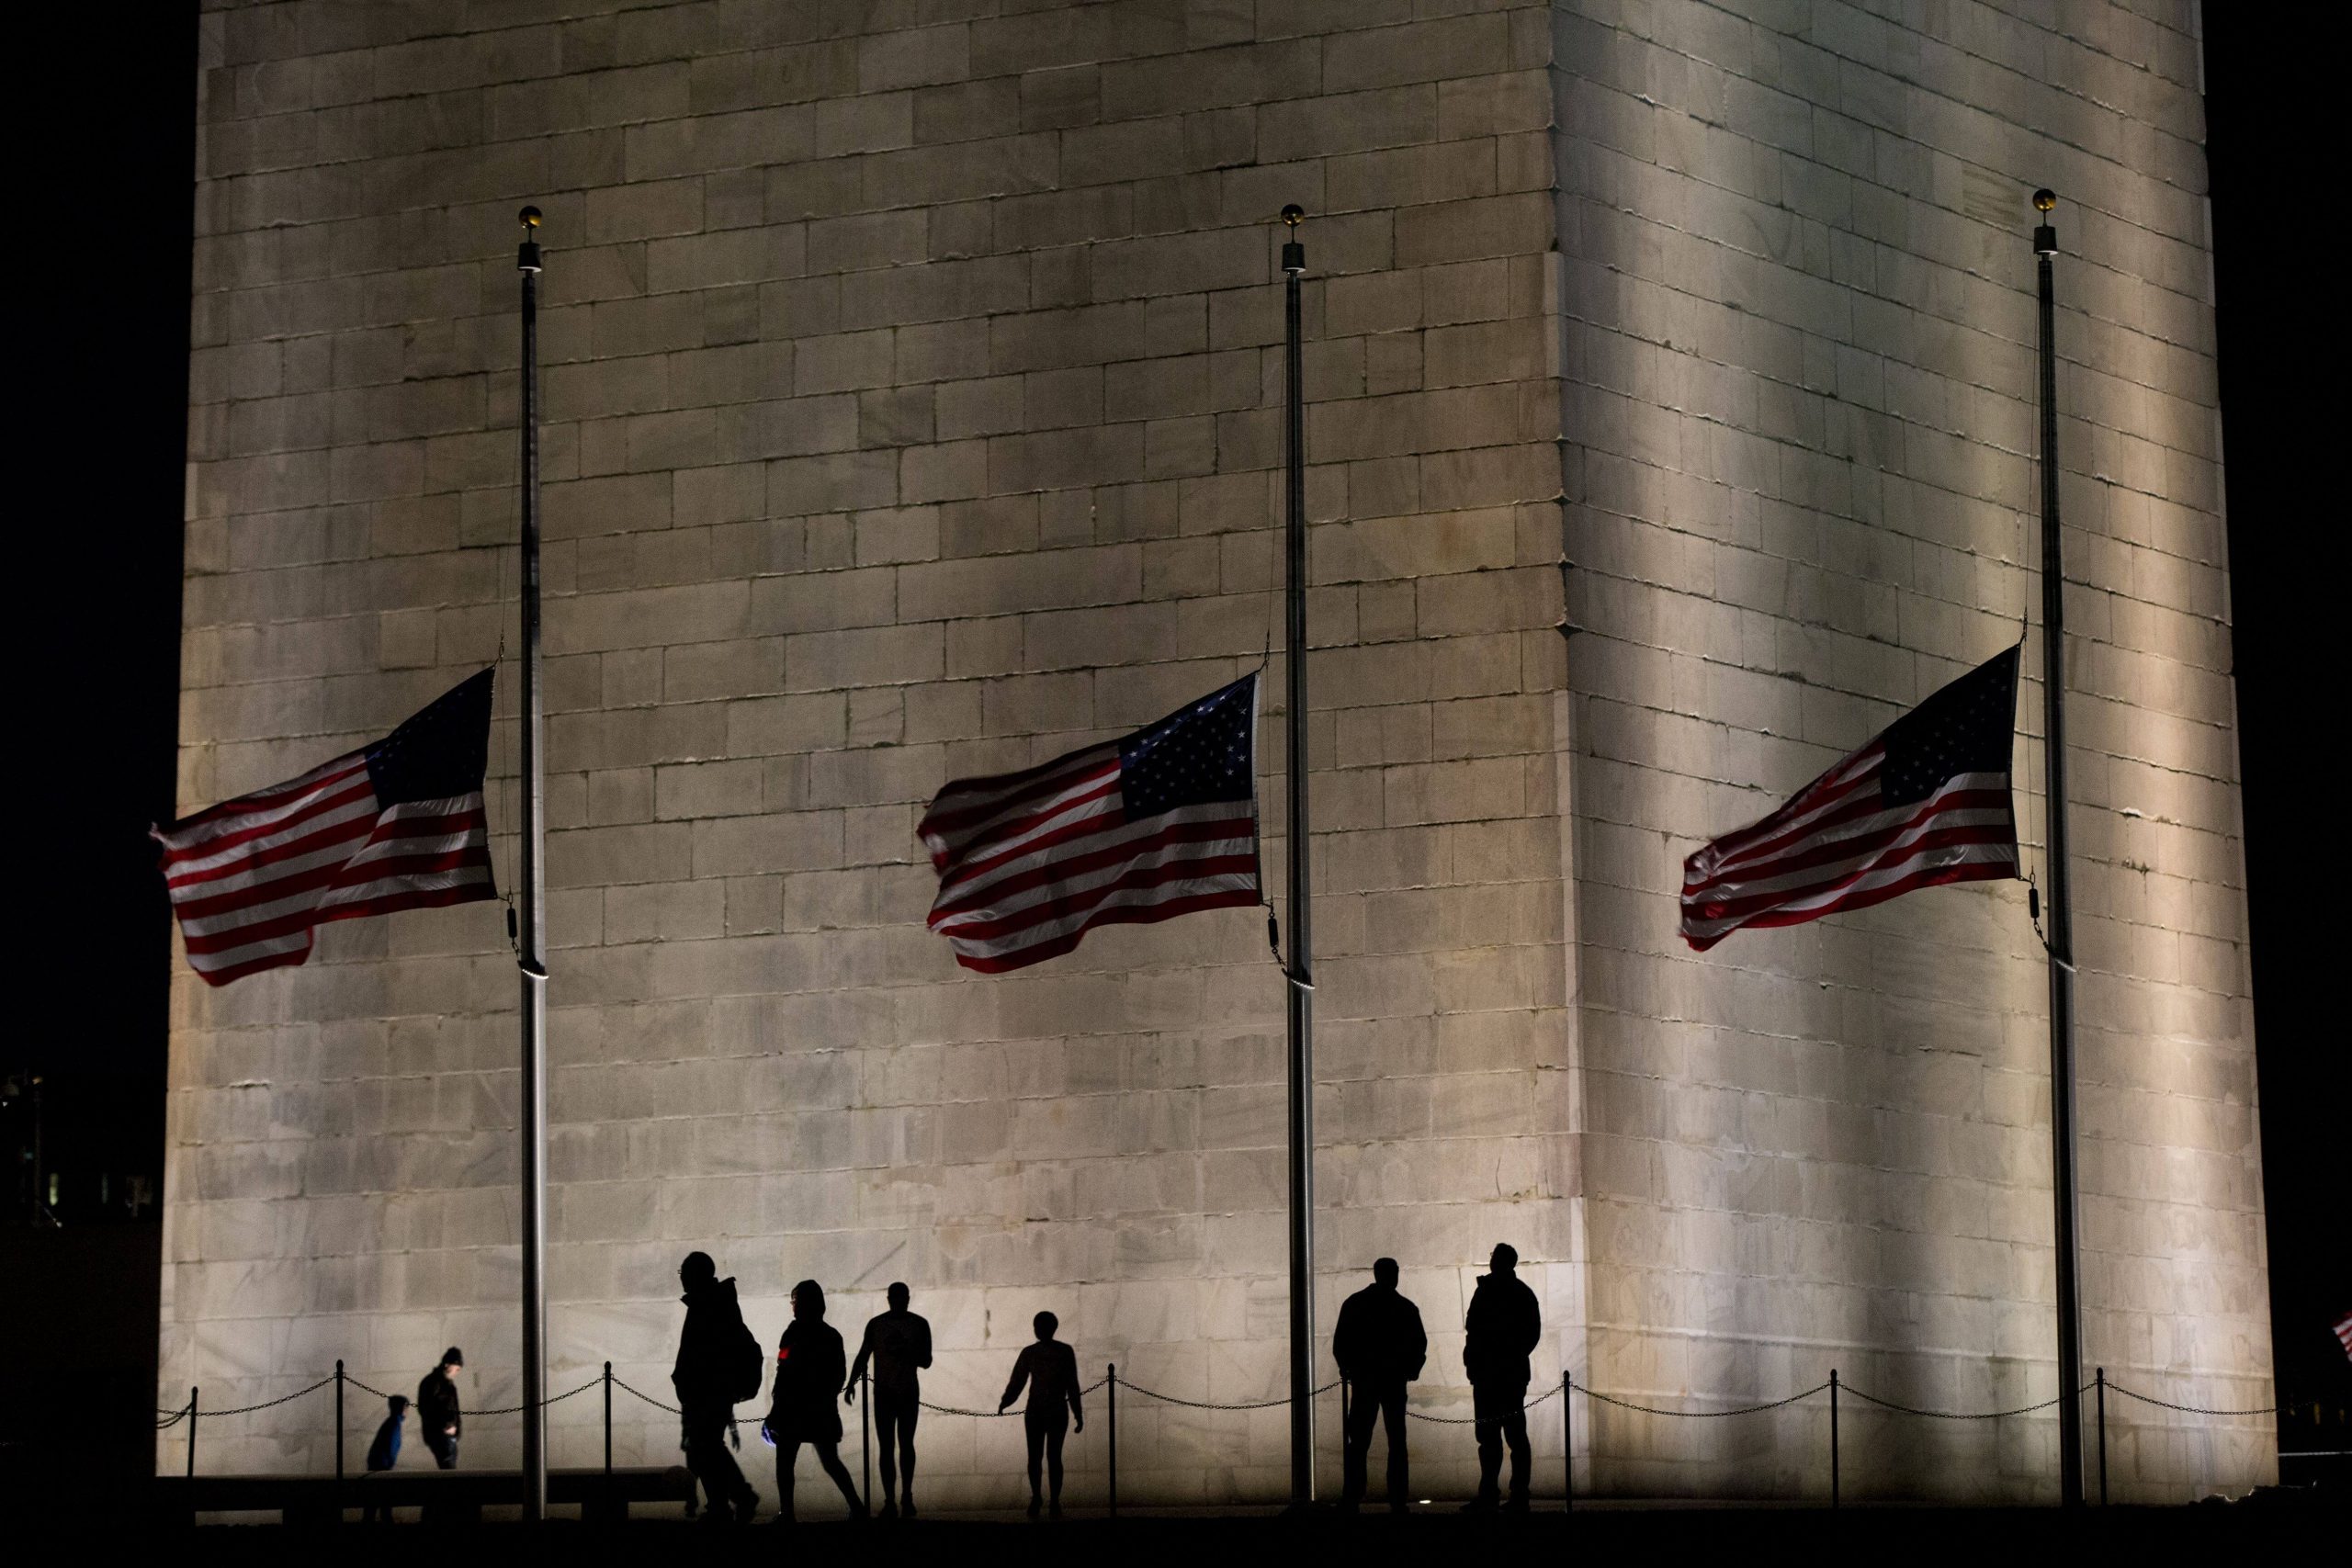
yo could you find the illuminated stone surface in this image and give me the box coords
[164,1,2267,1505]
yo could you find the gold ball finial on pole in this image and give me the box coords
[1281,203,1305,227]
[518,205,544,273]
[520,205,543,229]
[2033,189,2056,213]
[2031,189,2057,256]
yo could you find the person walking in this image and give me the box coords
[1463,1243,1541,1511]
[999,1311,1084,1519]
[765,1280,866,1524]
[361,1393,407,1523]
[845,1281,933,1519]
[415,1348,463,1470]
[673,1251,763,1525]
[1334,1258,1427,1512]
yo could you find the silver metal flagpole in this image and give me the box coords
[515,205,550,1521]
[1279,203,1317,1506]
[2032,188,2086,1509]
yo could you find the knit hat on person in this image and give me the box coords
[441,1347,465,1367]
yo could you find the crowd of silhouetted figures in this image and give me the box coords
[356,1243,1543,1523]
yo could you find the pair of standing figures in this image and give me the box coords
[670,1253,1082,1524]
[1336,1245,1542,1512]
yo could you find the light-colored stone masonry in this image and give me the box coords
[165,0,2265,1506]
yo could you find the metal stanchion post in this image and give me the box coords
[604,1362,613,1481]
[860,1369,872,1511]
[1107,1364,1119,1517]
[1563,1372,1572,1512]
[335,1359,345,1487]
[1829,1370,1840,1510]
[187,1386,198,1478]
[2096,1368,2108,1505]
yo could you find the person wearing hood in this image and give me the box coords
[673,1251,761,1525]
[415,1348,463,1469]
[361,1393,407,1522]
[1462,1243,1542,1511]
[763,1279,866,1524]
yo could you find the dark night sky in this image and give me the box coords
[12,5,2340,1435]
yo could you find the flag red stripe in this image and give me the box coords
[933,852,1262,943]
[932,812,1257,920]
[160,777,379,877]
[1683,855,2015,952]
[1683,822,2017,926]
[945,888,1262,974]
[1684,788,2014,902]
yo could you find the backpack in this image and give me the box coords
[731,1321,765,1404]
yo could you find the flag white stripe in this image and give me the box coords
[923,751,1121,863]
[163,791,381,884]
[937,789,1127,897]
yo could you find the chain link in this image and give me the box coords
[2106,1382,2280,1418]
[1840,1385,2066,1420]
[1116,1378,1341,1411]
[186,1376,339,1418]
[1402,1380,1564,1425]
[1580,1382,1832,1418]
[610,1375,681,1416]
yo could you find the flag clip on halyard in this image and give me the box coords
[918,674,1266,974]
[1679,646,2023,950]
[153,670,500,985]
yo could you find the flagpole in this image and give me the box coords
[515,206,549,1521]
[1278,203,1317,1506]
[2032,188,2086,1509]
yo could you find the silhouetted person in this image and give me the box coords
[1463,1243,1541,1510]
[765,1280,866,1524]
[846,1281,933,1519]
[415,1348,463,1469]
[999,1311,1084,1518]
[673,1251,761,1525]
[362,1393,407,1523]
[1335,1258,1427,1512]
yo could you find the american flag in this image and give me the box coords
[154,671,498,986]
[2335,1309,2352,1363]
[1679,647,2021,951]
[920,674,1262,973]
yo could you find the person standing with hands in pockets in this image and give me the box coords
[999,1311,1083,1519]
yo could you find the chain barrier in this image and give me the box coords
[2106,1382,2281,1419]
[161,1367,2288,1439]
[187,1376,339,1419]
[1117,1378,1340,1412]
[1839,1384,2074,1420]
[1581,1381,1832,1419]
[1404,1381,1565,1425]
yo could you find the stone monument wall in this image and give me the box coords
[164,0,2266,1506]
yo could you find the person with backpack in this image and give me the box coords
[673,1251,763,1525]
[763,1279,867,1524]
[361,1393,407,1523]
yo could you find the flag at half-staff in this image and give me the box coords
[921,673,1262,973]
[155,670,499,985]
[1680,646,2021,951]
